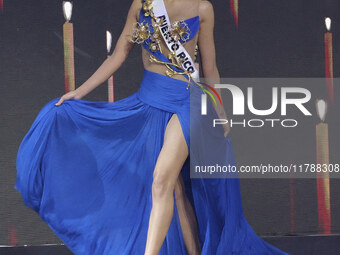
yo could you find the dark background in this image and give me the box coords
[1,0,340,246]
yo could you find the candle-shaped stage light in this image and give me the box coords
[106,30,115,102]
[315,99,331,234]
[324,17,334,104]
[63,1,75,93]
[230,0,239,28]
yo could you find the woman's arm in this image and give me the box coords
[55,0,141,106]
[198,0,230,136]
[198,1,219,81]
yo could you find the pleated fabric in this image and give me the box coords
[15,69,290,255]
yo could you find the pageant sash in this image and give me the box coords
[152,0,199,80]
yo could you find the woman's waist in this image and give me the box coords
[137,69,189,102]
[141,46,194,83]
[142,68,190,88]
[136,69,204,110]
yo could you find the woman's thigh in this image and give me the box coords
[152,114,189,190]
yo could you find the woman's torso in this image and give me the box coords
[136,0,201,82]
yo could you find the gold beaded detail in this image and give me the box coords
[143,0,153,17]
[169,21,191,42]
[130,21,151,44]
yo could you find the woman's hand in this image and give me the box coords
[215,104,231,137]
[55,88,84,106]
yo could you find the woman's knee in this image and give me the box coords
[152,171,175,199]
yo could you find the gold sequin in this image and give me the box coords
[149,42,158,52]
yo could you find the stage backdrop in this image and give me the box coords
[0,0,339,247]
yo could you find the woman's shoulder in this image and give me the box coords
[129,0,143,21]
[199,0,213,13]
[199,0,214,21]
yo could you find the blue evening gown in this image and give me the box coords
[14,3,290,255]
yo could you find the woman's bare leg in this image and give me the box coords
[175,175,202,254]
[144,114,189,255]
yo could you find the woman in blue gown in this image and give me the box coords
[14,0,290,254]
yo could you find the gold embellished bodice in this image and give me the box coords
[130,0,200,88]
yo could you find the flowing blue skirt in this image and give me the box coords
[14,69,289,255]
